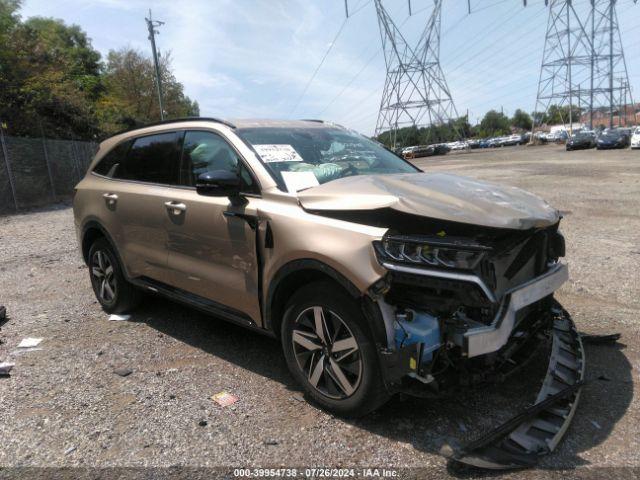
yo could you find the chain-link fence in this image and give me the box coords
[0,124,98,214]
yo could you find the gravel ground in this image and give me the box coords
[0,144,638,478]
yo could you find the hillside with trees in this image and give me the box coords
[0,0,198,140]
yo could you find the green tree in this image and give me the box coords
[511,108,532,131]
[0,0,24,125]
[98,48,199,135]
[0,1,198,139]
[533,104,582,126]
[479,110,511,137]
[0,9,103,137]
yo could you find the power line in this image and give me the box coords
[289,0,370,117]
[288,18,348,116]
[317,49,381,116]
[315,2,408,117]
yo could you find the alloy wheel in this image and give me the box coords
[292,306,363,399]
[91,250,116,303]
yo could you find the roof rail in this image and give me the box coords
[300,119,325,123]
[106,117,236,139]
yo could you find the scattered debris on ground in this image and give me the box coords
[211,391,239,407]
[0,361,15,377]
[17,337,42,349]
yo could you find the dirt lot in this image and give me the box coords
[0,144,639,478]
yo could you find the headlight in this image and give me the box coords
[374,236,489,270]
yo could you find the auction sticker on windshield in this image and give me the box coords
[254,144,304,163]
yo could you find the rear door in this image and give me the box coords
[108,131,183,283]
[164,129,262,324]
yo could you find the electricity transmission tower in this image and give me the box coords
[374,0,459,148]
[534,0,635,133]
[145,9,165,121]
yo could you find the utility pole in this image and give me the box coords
[145,9,165,121]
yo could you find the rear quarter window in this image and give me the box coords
[93,140,131,177]
[114,132,181,185]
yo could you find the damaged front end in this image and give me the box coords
[361,215,584,468]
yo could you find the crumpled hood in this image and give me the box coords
[297,172,560,230]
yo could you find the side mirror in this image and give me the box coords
[196,170,241,197]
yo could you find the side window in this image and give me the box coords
[93,140,131,177]
[181,131,258,192]
[114,132,181,185]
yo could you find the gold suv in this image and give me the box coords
[74,118,571,417]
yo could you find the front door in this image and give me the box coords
[164,130,262,324]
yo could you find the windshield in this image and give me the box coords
[238,126,419,192]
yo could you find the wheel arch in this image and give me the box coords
[80,220,123,269]
[265,259,387,347]
[265,259,359,336]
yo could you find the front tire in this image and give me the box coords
[281,282,388,417]
[88,238,141,314]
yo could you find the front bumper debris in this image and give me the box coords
[448,307,585,469]
[461,262,568,358]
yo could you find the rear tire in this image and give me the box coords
[88,238,141,314]
[281,281,389,417]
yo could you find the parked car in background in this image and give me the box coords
[534,132,549,143]
[631,127,640,149]
[487,137,503,147]
[597,129,630,149]
[502,134,521,147]
[566,131,596,151]
[448,141,469,151]
[617,127,633,138]
[430,143,450,155]
[403,145,435,159]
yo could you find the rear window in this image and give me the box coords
[114,132,181,185]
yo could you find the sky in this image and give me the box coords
[19,0,640,135]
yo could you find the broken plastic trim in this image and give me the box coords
[448,308,585,469]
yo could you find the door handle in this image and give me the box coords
[102,193,118,205]
[164,201,187,215]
